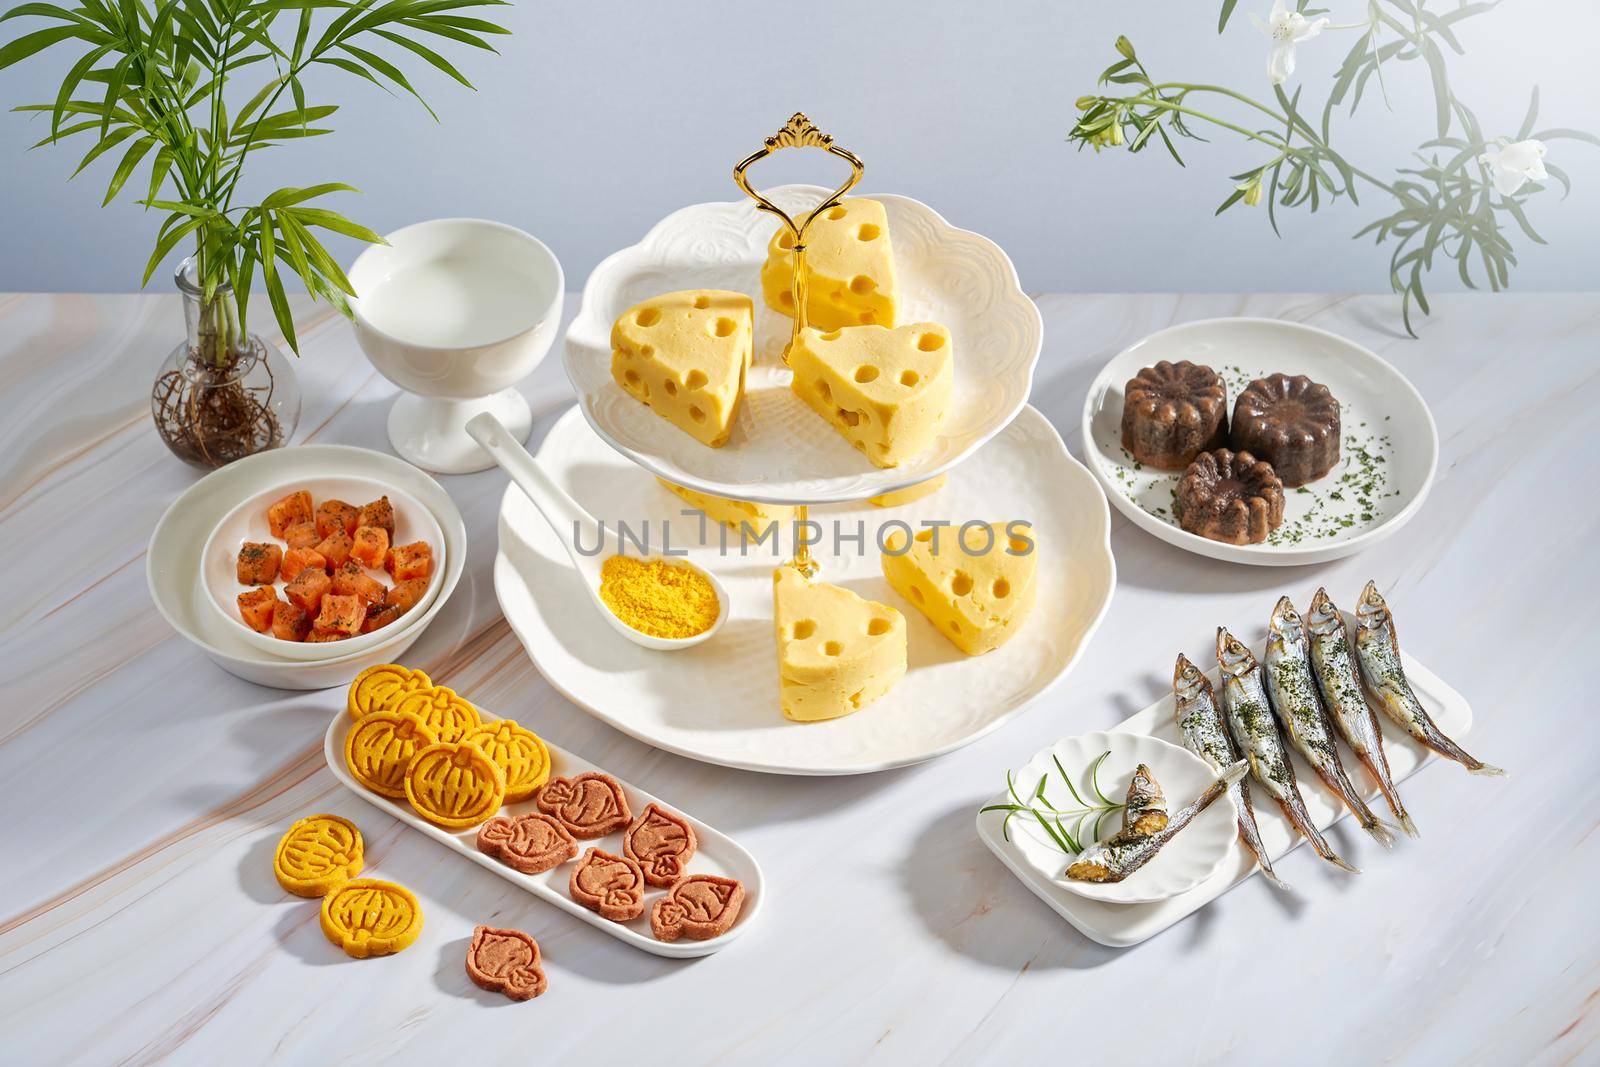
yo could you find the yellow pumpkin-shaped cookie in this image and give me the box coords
[392,685,480,743]
[464,719,552,803]
[404,742,507,829]
[345,711,437,799]
[347,663,432,721]
[320,878,424,958]
[274,813,364,897]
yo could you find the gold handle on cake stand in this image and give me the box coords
[732,112,865,580]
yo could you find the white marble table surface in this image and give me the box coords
[2,291,1595,1066]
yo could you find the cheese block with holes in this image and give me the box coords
[773,566,906,723]
[869,473,948,508]
[881,522,1038,655]
[788,323,953,468]
[761,198,897,331]
[611,290,753,447]
[656,478,794,532]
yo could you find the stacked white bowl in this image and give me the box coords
[148,444,467,689]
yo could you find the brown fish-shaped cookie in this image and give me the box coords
[465,926,546,1001]
[536,773,631,839]
[651,874,745,943]
[569,848,645,922]
[623,803,698,887]
[476,813,578,875]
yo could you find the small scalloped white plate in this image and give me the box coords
[563,184,1042,505]
[998,731,1240,905]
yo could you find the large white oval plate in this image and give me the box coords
[998,731,1240,905]
[493,404,1115,775]
[564,184,1043,505]
[1081,317,1438,566]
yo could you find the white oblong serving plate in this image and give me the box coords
[1081,317,1438,566]
[199,474,445,660]
[324,707,764,958]
[1002,731,1239,905]
[492,403,1116,775]
[564,184,1043,505]
[978,632,1473,947]
[146,445,465,690]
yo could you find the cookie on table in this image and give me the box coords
[320,878,423,958]
[273,814,363,897]
[651,875,745,943]
[536,772,631,839]
[569,848,645,922]
[477,812,577,875]
[466,926,547,1001]
[623,803,697,887]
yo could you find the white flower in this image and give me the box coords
[1253,0,1330,85]
[1478,139,1548,197]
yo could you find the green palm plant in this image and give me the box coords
[0,0,510,356]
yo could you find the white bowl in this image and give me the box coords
[999,731,1240,905]
[349,218,564,475]
[199,475,445,660]
[1081,317,1439,566]
[564,184,1042,504]
[147,446,466,689]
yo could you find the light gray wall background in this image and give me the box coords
[2,0,1597,295]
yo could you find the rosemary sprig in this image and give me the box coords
[981,750,1127,854]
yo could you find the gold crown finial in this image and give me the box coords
[766,112,833,151]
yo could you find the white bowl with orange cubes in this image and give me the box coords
[200,476,445,661]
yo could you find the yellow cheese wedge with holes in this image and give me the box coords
[788,323,953,468]
[881,522,1038,655]
[611,290,753,447]
[761,198,897,331]
[656,478,794,533]
[869,473,948,508]
[773,566,906,722]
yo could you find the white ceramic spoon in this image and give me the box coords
[465,412,730,650]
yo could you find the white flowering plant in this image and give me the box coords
[1070,1,1597,334]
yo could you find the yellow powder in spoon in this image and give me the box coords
[599,556,719,639]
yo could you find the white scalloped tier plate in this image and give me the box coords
[325,706,763,958]
[492,404,1115,775]
[564,184,1043,505]
[978,631,1472,947]
[1081,318,1438,566]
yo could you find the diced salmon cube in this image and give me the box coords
[283,521,320,550]
[314,530,353,569]
[236,542,282,584]
[316,499,360,540]
[237,586,279,633]
[362,604,404,633]
[350,525,389,569]
[280,546,327,582]
[314,593,367,636]
[359,496,395,537]
[267,490,314,538]
[284,567,331,614]
[385,541,433,582]
[332,560,387,606]
[305,629,347,643]
[386,576,429,614]
[272,599,312,641]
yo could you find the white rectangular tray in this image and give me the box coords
[976,645,1471,948]
[325,708,764,958]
